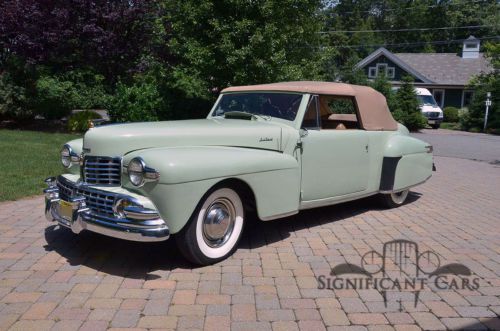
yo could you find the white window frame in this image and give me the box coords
[461,90,474,108]
[368,67,377,78]
[432,89,445,108]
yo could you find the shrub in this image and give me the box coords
[33,76,76,120]
[67,110,102,132]
[393,109,427,131]
[31,70,112,120]
[0,73,30,119]
[63,70,112,110]
[443,107,459,122]
[392,76,427,131]
[108,80,163,122]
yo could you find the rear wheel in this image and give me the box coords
[379,189,409,208]
[176,187,245,265]
[431,124,440,129]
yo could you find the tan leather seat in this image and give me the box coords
[335,123,347,130]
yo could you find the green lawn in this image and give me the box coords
[0,130,81,202]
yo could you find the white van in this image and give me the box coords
[415,88,444,129]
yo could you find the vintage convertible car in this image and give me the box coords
[44,81,434,265]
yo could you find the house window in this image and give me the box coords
[432,89,445,108]
[462,90,474,108]
[368,63,396,79]
[368,67,377,78]
[376,63,388,77]
[386,67,395,79]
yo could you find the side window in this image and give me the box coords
[318,95,361,130]
[301,95,320,129]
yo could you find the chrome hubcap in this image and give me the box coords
[202,198,236,248]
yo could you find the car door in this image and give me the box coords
[300,95,370,201]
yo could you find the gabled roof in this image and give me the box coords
[394,52,492,85]
[355,47,433,83]
[356,47,493,86]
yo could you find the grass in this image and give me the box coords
[0,130,81,202]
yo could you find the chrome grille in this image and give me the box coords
[83,156,121,186]
[57,179,115,217]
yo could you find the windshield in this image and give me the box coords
[212,92,303,121]
[417,95,438,106]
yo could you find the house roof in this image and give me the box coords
[356,47,492,86]
[395,52,492,85]
[222,81,399,131]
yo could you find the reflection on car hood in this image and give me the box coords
[83,118,285,156]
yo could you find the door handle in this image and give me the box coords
[365,145,369,152]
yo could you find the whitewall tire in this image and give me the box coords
[176,187,245,265]
[380,189,409,208]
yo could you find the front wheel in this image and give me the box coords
[175,187,245,265]
[379,189,409,208]
[431,124,440,129]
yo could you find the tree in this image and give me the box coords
[392,76,426,131]
[370,73,396,110]
[462,42,500,132]
[165,0,325,95]
[0,0,160,80]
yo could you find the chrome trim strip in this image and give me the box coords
[260,210,299,221]
[300,190,377,210]
[378,175,432,194]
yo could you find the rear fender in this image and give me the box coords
[380,135,433,192]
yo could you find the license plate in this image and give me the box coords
[428,120,435,124]
[59,200,74,221]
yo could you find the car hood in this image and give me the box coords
[83,118,285,156]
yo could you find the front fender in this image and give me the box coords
[123,147,300,233]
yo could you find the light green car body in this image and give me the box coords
[61,92,433,234]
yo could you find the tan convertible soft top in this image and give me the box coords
[222,81,399,131]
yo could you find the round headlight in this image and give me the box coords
[61,145,72,168]
[128,158,145,186]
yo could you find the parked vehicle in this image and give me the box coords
[416,88,444,129]
[44,82,434,265]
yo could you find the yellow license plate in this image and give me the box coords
[59,200,74,220]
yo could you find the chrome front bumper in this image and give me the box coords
[44,176,169,242]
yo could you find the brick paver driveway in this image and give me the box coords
[0,156,499,331]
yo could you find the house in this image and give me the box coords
[355,36,493,109]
